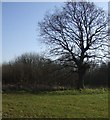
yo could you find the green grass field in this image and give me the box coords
[2,89,108,118]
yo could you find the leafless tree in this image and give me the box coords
[38,2,108,89]
[108,2,110,60]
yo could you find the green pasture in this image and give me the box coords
[2,89,108,118]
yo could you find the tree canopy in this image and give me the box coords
[38,2,108,89]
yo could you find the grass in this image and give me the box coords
[2,88,108,118]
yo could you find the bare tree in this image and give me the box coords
[38,2,107,89]
[108,2,110,60]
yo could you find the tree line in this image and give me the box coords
[2,53,109,92]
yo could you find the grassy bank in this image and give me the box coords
[2,89,108,118]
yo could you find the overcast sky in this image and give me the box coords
[2,2,108,63]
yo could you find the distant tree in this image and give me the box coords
[13,53,53,88]
[39,2,108,89]
[2,53,49,89]
[84,62,108,87]
[3,53,63,91]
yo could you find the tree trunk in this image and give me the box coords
[77,71,85,90]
